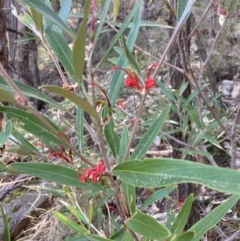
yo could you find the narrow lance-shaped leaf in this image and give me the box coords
[0,120,12,147]
[11,6,42,38]
[189,194,240,241]
[121,182,136,215]
[125,210,170,240]
[168,194,193,240]
[113,158,240,195]
[118,125,129,163]
[141,186,177,209]
[41,86,100,123]
[104,119,120,158]
[98,0,142,68]
[0,77,63,110]
[106,1,142,108]
[30,7,43,35]
[113,0,120,21]
[174,231,195,241]
[122,37,141,77]
[51,210,89,234]
[76,106,84,151]
[72,0,91,82]
[0,89,18,104]
[0,203,11,241]
[45,26,78,82]
[0,106,62,145]
[86,234,113,241]
[7,162,104,192]
[131,104,171,159]
[18,0,75,38]
[54,0,72,34]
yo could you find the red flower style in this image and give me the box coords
[113,63,158,92]
[144,63,158,90]
[112,66,142,91]
[78,159,105,183]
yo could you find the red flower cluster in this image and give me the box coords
[78,159,105,183]
[113,63,158,92]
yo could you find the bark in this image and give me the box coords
[0,1,8,155]
[6,1,43,109]
[168,0,199,228]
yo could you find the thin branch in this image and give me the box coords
[123,92,148,161]
[225,229,240,241]
[230,105,240,169]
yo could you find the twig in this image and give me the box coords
[230,105,240,169]
[152,0,197,79]
[225,229,240,241]
[123,92,148,161]
[189,0,215,38]
[201,23,225,72]
[104,20,185,75]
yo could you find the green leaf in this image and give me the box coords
[60,200,89,224]
[30,7,44,35]
[190,194,240,241]
[72,0,91,81]
[183,104,201,128]
[173,231,195,241]
[131,104,171,159]
[45,26,78,82]
[107,1,142,107]
[86,234,112,241]
[99,0,142,71]
[0,203,11,241]
[118,125,129,163]
[168,194,193,240]
[11,7,42,38]
[177,0,189,21]
[0,161,7,173]
[119,233,133,241]
[182,148,212,158]
[0,88,18,104]
[0,106,61,145]
[55,0,72,34]
[122,38,141,77]
[41,86,100,123]
[7,162,104,192]
[0,77,63,109]
[114,20,174,29]
[76,106,84,151]
[18,0,75,38]
[158,82,176,102]
[12,127,40,155]
[113,0,120,21]
[141,186,176,209]
[121,182,136,215]
[104,119,120,158]
[113,158,240,194]
[125,210,170,240]
[7,144,34,156]
[0,120,12,147]
[51,210,88,234]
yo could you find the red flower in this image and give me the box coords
[112,66,142,91]
[113,63,158,92]
[78,159,105,183]
[144,63,158,90]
